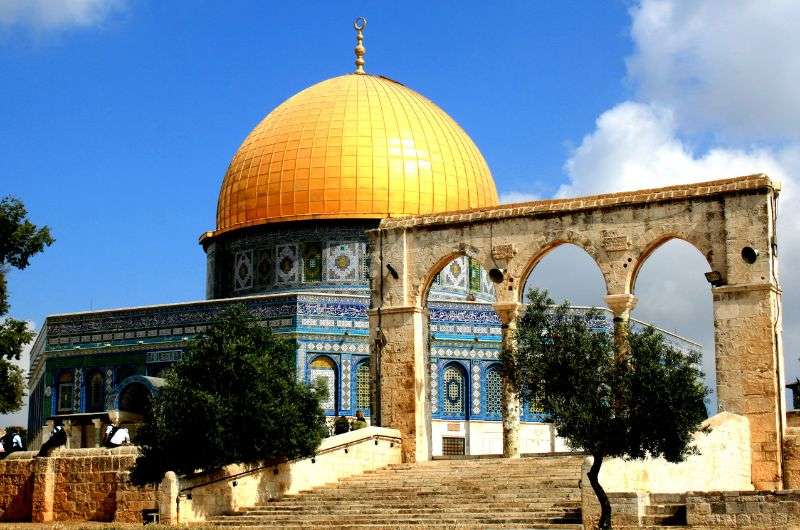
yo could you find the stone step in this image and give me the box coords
[207,515,582,526]
[214,454,583,528]
[247,503,580,513]
[199,521,583,530]
[238,507,579,517]
[218,510,580,520]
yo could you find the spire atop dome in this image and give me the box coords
[353,17,367,74]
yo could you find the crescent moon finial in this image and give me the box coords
[353,17,367,74]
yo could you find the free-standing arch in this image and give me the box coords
[368,174,785,489]
[518,240,608,303]
[629,233,716,294]
[520,241,610,304]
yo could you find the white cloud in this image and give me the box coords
[0,0,123,31]
[558,98,800,403]
[499,191,541,204]
[627,0,800,140]
[559,101,794,198]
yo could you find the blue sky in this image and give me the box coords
[3,0,800,426]
[1,1,633,313]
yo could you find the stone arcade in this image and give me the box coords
[368,174,786,489]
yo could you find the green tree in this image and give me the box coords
[514,289,708,530]
[131,305,329,485]
[0,361,25,414]
[0,197,53,413]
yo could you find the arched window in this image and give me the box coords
[310,356,337,412]
[87,371,105,412]
[57,371,74,413]
[486,365,502,417]
[355,361,370,412]
[442,364,467,419]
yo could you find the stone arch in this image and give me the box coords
[418,251,496,306]
[629,233,715,294]
[516,241,610,303]
[112,375,163,414]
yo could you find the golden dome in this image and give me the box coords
[215,74,498,234]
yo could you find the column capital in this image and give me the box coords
[605,293,638,319]
[493,301,523,325]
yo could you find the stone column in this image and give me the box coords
[494,301,523,459]
[713,283,784,489]
[92,418,103,447]
[62,419,72,449]
[368,305,430,463]
[158,471,179,525]
[31,457,55,522]
[604,294,638,360]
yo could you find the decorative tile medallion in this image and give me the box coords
[276,244,299,284]
[234,250,254,291]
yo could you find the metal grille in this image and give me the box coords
[356,362,370,410]
[443,365,465,417]
[442,437,465,456]
[486,367,502,416]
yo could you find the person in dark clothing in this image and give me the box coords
[351,410,368,430]
[0,428,24,458]
[333,415,350,435]
[37,424,67,457]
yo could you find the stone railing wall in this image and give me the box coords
[585,412,751,495]
[170,426,402,524]
[0,447,157,523]
[582,413,752,528]
[782,427,800,489]
[687,491,800,528]
[0,453,35,521]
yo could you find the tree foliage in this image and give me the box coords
[514,289,708,530]
[0,196,53,416]
[131,305,329,485]
[0,360,24,414]
[0,196,54,361]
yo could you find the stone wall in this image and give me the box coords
[586,412,752,495]
[782,427,800,488]
[581,413,752,528]
[0,453,35,521]
[687,491,800,528]
[0,447,157,523]
[173,427,402,524]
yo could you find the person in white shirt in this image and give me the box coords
[104,423,131,447]
[10,432,23,451]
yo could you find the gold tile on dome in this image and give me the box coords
[215,74,497,232]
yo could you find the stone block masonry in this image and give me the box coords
[0,447,157,523]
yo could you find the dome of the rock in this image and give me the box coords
[215,73,498,234]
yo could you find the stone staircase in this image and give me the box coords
[641,494,687,527]
[206,454,585,528]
